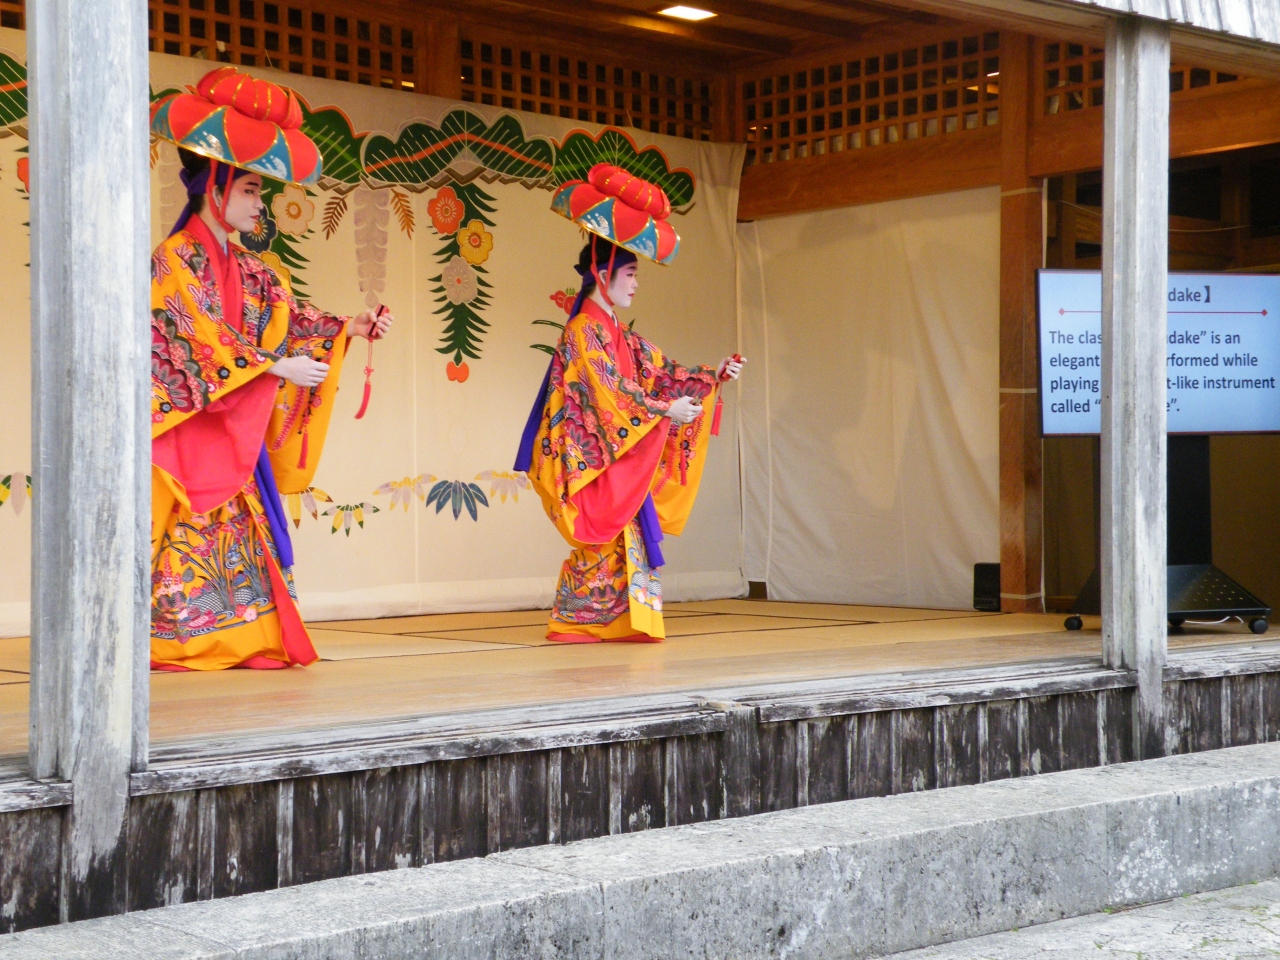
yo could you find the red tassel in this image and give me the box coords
[354,377,372,420]
[354,310,382,420]
[298,430,308,470]
[711,394,724,437]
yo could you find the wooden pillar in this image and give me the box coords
[998,32,1045,614]
[1100,16,1170,758]
[425,16,462,101]
[28,0,151,921]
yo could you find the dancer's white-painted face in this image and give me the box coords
[215,173,265,234]
[608,262,639,309]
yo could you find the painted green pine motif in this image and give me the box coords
[431,181,496,364]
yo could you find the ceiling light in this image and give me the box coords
[660,5,717,21]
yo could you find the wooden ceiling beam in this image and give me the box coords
[692,0,868,42]
[414,0,746,72]
[489,0,795,54]
[809,0,939,25]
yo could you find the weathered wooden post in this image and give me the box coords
[28,0,151,920]
[1100,15,1170,759]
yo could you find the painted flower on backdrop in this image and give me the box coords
[441,255,478,305]
[476,470,529,503]
[285,486,332,528]
[16,157,29,194]
[373,474,436,511]
[242,210,278,254]
[323,502,379,536]
[0,473,32,515]
[271,184,316,237]
[456,219,493,266]
[427,185,464,236]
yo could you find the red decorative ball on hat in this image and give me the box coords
[551,163,680,265]
[150,66,322,186]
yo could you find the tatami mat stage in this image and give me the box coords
[0,599,1275,757]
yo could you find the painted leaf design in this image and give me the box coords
[321,194,348,239]
[301,102,366,185]
[424,479,490,521]
[0,53,27,132]
[391,189,415,239]
[362,109,554,186]
[552,128,695,209]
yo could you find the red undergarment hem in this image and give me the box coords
[546,632,604,644]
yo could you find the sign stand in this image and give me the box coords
[1065,435,1271,633]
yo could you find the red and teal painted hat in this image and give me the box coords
[551,163,679,265]
[150,66,322,185]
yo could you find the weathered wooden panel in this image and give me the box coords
[1101,686,1136,765]
[617,739,664,833]
[671,733,723,826]
[935,704,980,789]
[559,745,609,844]
[897,709,936,793]
[127,791,197,911]
[1025,696,1061,775]
[805,717,852,805]
[1177,678,1224,755]
[354,766,420,873]
[291,775,352,885]
[1226,674,1263,747]
[1260,672,1280,742]
[494,752,548,852]
[854,710,893,798]
[722,706,761,818]
[433,758,487,862]
[0,808,61,933]
[984,699,1021,781]
[1059,692,1100,771]
[758,721,798,811]
[214,782,278,898]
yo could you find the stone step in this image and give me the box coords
[886,877,1280,958]
[5,742,1280,959]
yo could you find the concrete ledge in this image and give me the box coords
[5,743,1280,958]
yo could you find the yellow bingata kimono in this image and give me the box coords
[149,226,348,670]
[528,298,719,642]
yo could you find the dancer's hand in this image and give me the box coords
[717,356,746,380]
[667,396,703,425]
[351,307,393,340]
[271,356,330,387]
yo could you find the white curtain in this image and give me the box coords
[736,187,1001,610]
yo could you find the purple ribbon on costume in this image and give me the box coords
[254,444,294,569]
[637,493,665,568]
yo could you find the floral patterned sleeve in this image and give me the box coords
[631,332,718,404]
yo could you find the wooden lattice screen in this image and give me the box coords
[456,25,717,142]
[1035,39,1245,116]
[145,0,423,92]
[738,29,1002,165]
[0,0,22,31]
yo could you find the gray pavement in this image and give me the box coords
[887,878,1280,959]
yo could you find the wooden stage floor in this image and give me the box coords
[0,599,1275,758]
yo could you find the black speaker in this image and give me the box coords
[973,563,1001,612]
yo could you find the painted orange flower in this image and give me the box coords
[428,186,464,236]
[271,183,315,236]
[16,157,29,193]
[456,219,493,265]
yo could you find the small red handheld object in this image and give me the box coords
[710,354,742,436]
[353,305,387,420]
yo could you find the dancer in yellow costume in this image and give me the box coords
[149,68,392,670]
[515,164,744,642]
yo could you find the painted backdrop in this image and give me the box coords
[0,29,747,634]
